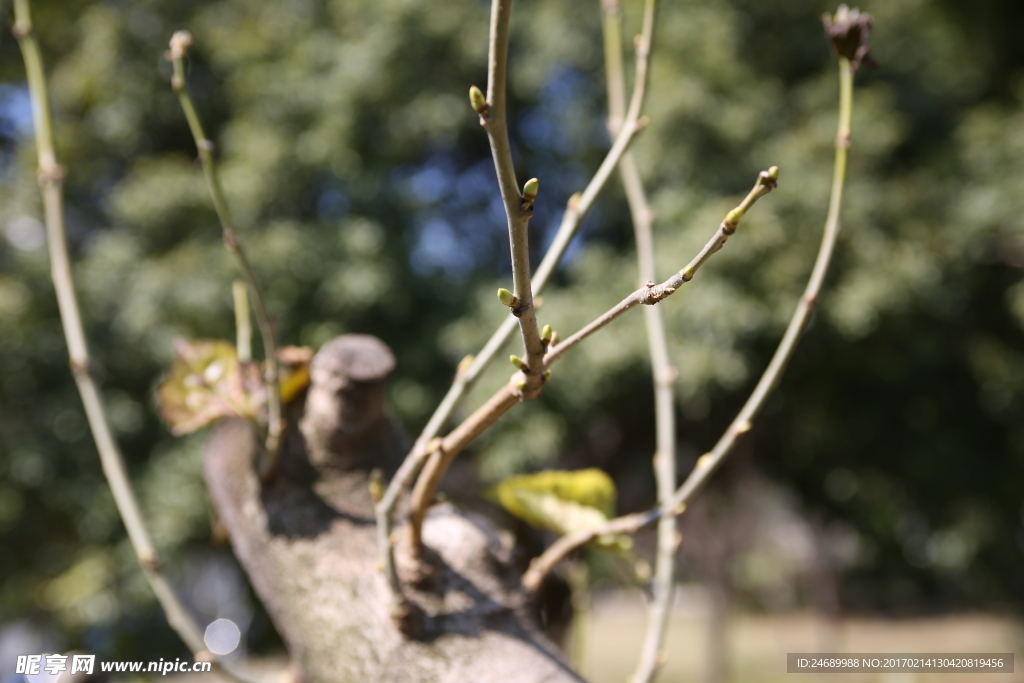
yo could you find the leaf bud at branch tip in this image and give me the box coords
[167,30,193,61]
[522,178,539,202]
[469,85,489,116]
[497,288,518,308]
[509,355,528,371]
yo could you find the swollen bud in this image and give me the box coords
[510,355,527,371]
[469,85,488,114]
[457,354,475,376]
[541,324,553,341]
[497,288,518,308]
[767,166,779,181]
[543,370,552,381]
[522,178,540,202]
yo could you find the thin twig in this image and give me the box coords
[166,31,282,479]
[525,55,856,594]
[601,1,676,679]
[478,0,546,400]
[543,168,778,369]
[233,280,252,363]
[385,0,661,577]
[12,4,263,682]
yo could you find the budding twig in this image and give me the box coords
[477,0,546,400]
[377,0,661,600]
[13,4,263,682]
[524,44,859,596]
[166,31,282,479]
[542,167,779,369]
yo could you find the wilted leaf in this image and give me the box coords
[493,469,631,552]
[157,339,259,435]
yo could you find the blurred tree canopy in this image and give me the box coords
[1,0,1022,660]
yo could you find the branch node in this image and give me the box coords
[38,163,66,185]
[69,358,91,378]
[11,20,30,39]
[139,551,161,572]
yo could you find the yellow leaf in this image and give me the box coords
[493,469,630,552]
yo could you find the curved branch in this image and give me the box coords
[166,31,282,478]
[13,4,264,682]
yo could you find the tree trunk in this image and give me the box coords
[203,335,581,682]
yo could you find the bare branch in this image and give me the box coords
[167,32,282,478]
[543,167,779,369]
[13,4,265,681]
[525,53,857,597]
[601,0,676,679]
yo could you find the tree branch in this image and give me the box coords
[13,4,263,682]
[601,1,677,680]
[543,167,778,369]
[405,167,776,567]
[377,0,660,597]
[524,53,857,596]
[166,31,282,478]
[477,0,545,399]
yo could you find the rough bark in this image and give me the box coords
[204,334,581,683]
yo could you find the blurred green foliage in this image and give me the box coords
[0,0,1022,660]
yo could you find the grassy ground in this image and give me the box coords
[581,589,1022,683]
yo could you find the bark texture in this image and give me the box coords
[204,334,581,682]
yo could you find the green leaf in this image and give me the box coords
[157,339,260,435]
[493,469,631,552]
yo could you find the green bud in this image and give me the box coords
[469,85,487,114]
[515,379,527,391]
[368,468,383,503]
[541,324,553,341]
[725,208,743,226]
[522,178,540,202]
[510,355,527,371]
[497,288,517,308]
[767,166,779,181]
[543,370,552,381]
